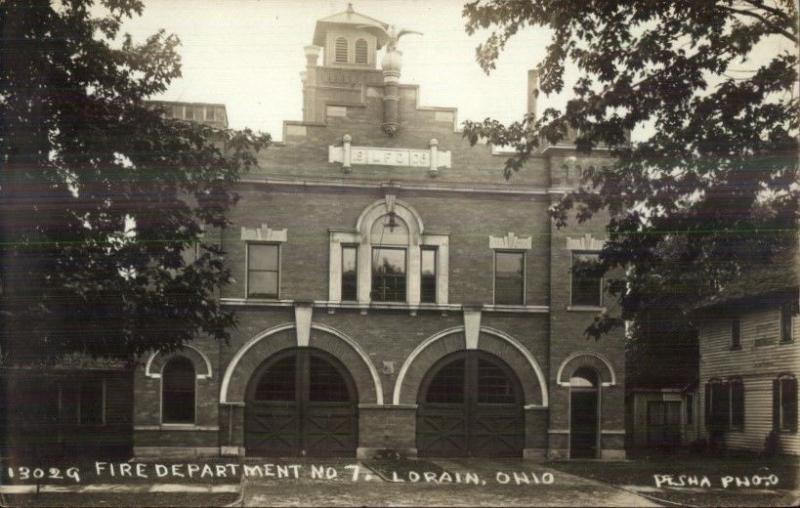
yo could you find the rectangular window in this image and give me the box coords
[494,251,524,305]
[709,381,730,429]
[247,243,279,298]
[341,245,358,301]
[781,302,794,343]
[421,247,437,303]
[571,252,603,307]
[371,247,406,302]
[730,380,744,430]
[79,381,104,425]
[778,377,798,432]
[686,394,694,424]
[731,318,741,350]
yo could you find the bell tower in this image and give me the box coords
[312,3,385,69]
[301,4,389,123]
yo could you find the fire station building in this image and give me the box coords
[133,6,626,460]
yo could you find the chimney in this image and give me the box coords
[527,69,539,119]
[302,45,321,122]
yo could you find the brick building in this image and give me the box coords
[133,5,626,460]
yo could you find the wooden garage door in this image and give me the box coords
[245,348,358,457]
[417,351,524,457]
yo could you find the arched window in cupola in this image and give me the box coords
[355,39,368,64]
[335,37,348,63]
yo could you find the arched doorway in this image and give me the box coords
[417,351,524,457]
[569,367,599,458]
[245,348,358,457]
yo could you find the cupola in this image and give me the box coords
[311,3,389,69]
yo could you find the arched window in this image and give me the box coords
[371,213,409,302]
[355,39,368,64]
[162,357,195,424]
[335,37,348,63]
[330,197,448,305]
[570,367,598,388]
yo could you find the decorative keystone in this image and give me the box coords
[342,134,352,173]
[428,138,439,177]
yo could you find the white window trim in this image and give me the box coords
[328,198,448,305]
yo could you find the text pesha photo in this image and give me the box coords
[1,1,798,506]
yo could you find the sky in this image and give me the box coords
[121,1,793,142]
[121,0,554,140]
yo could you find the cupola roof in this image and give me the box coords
[312,3,389,48]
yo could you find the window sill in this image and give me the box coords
[221,298,550,313]
[730,346,742,351]
[567,305,605,312]
[136,424,219,432]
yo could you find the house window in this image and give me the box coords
[571,252,603,307]
[355,39,368,64]
[494,251,524,305]
[706,378,745,431]
[774,375,798,432]
[79,381,104,425]
[247,243,279,298]
[731,318,741,350]
[371,247,406,302]
[421,247,437,303]
[686,393,694,424]
[341,245,358,302]
[730,378,744,430]
[162,357,195,424]
[706,379,728,430]
[335,37,348,63]
[781,301,795,343]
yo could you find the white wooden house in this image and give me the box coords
[694,249,799,455]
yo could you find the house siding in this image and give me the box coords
[698,304,800,455]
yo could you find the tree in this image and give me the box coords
[462,0,799,340]
[0,0,270,363]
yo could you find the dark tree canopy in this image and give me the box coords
[0,0,270,363]
[463,0,799,341]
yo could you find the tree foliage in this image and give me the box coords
[463,0,799,341]
[0,0,270,362]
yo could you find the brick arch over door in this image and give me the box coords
[555,351,617,387]
[145,344,213,380]
[393,326,548,407]
[220,323,383,405]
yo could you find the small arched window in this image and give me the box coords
[355,39,368,64]
[162,356,195,424]
[335,37,348,63]
[570,367,598,388]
